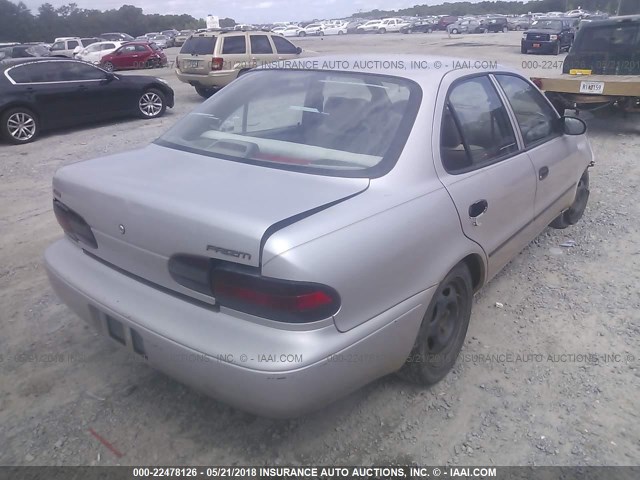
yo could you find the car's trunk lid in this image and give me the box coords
[53,143,368,297]
[177,34,217,74]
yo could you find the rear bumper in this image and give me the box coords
[521,39,557,52]
[175,69,237,88]
[44,238,430,418]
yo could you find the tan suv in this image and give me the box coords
[175,30,303,98]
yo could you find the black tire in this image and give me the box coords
[516,25,522,31]
[137,88,166,119]
[378,28,386,34]
[102,61,114,72]
[553,42,560,55]
[338,30,344,35]
[451,28,459,34]
[194,85,215,99]
[398,263,473,385]
[319,31,324,36]
[521,46,527,54]
[550,170,590,229]
[298,31,306,37]
[1,107,39,144]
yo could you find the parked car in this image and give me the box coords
[100,33,135,42]
[521,18,575,54]
[174,30,194,46]
[75,41,123,64]
[322,22,348,35]
[483,17,510,33]
[375,18,409,33]
[346,21,364,34]
[100,42,168,71]
[0,43,50,61]
[44,55,593,417]
[303,23,325,36]
[175,30,302,98]
[508,17,532,31]
[49,38,83,58]
[161,30,179,47]
[356,20,382,33]
[448,19,485,34]
[282,25,306,37]
[149,35,169,49]
[271,26,287,35]
[437,16,459,30]
[0,58,173,144]
[400,19,435,34]
[72,38,104,57]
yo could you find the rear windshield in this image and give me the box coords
[574,22,640,53]
[180,36,216,55]
[532,20,563,30]
[156,70,420,178]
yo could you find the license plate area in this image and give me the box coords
[579,81,605,95]
[533,43,540,47]
[188,60,200,68]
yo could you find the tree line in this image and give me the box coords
[0,1,238,43]
[353,0,639,19]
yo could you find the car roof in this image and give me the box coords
[259,54,514,84]
[579,14,640,28]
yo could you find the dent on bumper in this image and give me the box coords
[44,238,432,417]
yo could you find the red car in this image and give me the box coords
[100,42,167,72]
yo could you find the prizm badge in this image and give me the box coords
[207,245,252,260]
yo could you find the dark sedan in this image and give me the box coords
[0,58,174,144]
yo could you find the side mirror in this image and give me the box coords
[296,46,302,54]
[561,116,587,135]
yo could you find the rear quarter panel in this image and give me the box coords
[262,182,485,332]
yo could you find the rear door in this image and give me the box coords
[249,34,276,67]
[494,74,584,225]
[220,35,248,70]
[434,74,537,279]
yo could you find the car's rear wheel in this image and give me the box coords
[1,107,39,144]
[550,170,590,229]
[194,85,215,99]
[137,89,166,119]
[398,263,472,385]
[102,61,114,72]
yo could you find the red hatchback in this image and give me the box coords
[100,42,167,72]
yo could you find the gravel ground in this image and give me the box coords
[0,31,638,466]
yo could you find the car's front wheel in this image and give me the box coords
[194,85,216,99]
[1,107,39,144]
[137,89,166,119]
[450,28,458,34]
[102,61,114,72]
[550,170,590,229]
[398,263,473,385]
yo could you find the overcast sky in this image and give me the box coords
[20,0,486,23]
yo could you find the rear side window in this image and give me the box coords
[441,75,518,173]
[8,62,64,83]
[575,23,640,52]
[250,35,273,54]
[272,36,298,54]
[180,36,216,55]
[222,36,246,54]
[67,41,79,49]
[495,74,559,147]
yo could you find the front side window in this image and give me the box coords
[495,74,559,147]
[250,35,273,54]
[50,42,64,51]
[121,45,136,53]
[441,75,518,173]
[157,70,420,177]
[222,36,247,54]
[60,62,106,81]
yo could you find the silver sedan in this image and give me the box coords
[45,56,593,417]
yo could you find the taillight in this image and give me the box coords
[53,199,98,249]
[211,57,224,70]
[211,268,340,323]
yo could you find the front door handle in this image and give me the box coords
[539,166,549,180]
[469,199,488,226]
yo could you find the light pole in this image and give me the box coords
[616,0,623,16]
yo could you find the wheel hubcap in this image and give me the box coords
[139,93,162,116]
[7,112,35,141]
[427,283,462,354]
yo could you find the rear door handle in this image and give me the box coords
[469,199,488,226]
[539,166,549,180]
